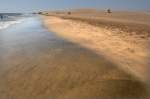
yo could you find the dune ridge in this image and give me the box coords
[42,10,150,81]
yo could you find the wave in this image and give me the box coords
[0,19,23,30]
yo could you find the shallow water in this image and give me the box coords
[0,14,23,30]
[0,16,149,99]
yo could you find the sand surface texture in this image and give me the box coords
[43,10,150,81]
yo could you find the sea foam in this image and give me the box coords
[0,19,23,30]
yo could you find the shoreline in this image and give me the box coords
[42,15,150,82]
[1,16,148,98]
[0,16,24,30]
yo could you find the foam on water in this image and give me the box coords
[0,19,23,30]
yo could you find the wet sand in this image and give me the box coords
[0,16,149,99]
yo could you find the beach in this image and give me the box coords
[0,12,149,98]
[42,10,150,81]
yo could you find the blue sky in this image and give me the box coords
[0,0,150,12]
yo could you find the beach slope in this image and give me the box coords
[42,10,150,81]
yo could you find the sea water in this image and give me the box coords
[0,13,23,30]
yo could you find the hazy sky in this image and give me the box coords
[0,0,150,12]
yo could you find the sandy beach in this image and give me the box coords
[42,10,150,82]
[0,11,149,99]
[1,0,150,98]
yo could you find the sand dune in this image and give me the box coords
[42,10,150,81]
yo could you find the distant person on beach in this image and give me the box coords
[107,9,112,13]
[67,11,71,15]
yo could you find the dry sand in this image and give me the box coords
[42,10,150,82]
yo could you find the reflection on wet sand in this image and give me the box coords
[0,17,149,99]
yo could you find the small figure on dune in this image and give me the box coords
[107,8,112,14]
[67,11,71,15]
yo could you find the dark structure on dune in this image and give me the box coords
[107,9,112,13]
[67,11,71,15]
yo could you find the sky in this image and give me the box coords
[0,0,150,12]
